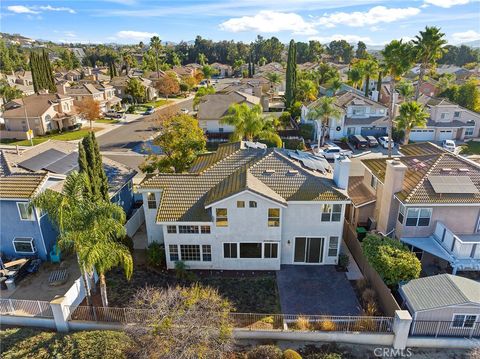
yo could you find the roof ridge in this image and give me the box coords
[404,153,444,202]
[446,275,471,303]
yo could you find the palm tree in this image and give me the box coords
[396,101,429,144]
[361,59,379,97]
[198,53,207,66]
[150,36,162,79]
[327,78,343,95]
[397,80,415,101]
[31,172,133,307]
[201,65,217,86]
[265,72,282,94]
[307,96,342,148]
[412,26,447,100]
[221,103,282,147]
[381,40,414,157]
[347,68,363,89]
[297,79,318,102]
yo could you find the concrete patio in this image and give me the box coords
[276,265,362,316]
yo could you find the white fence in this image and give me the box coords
[0,299,53,318]
[125,206,144,237]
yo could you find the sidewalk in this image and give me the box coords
[341,242,364,281]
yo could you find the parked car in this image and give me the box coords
[349,135,368,149]
[378,136,394,149]
[180,108,189,114]
[105,111,123,119]
[143,107,155,115]
[316,145,353,160]
[442,139,456,152]
[366,136,379,147]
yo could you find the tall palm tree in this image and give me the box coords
[347,68,363,89]
[150,36,162,79]
[221,103,282,147]
[307,96,342,148]
[265,72,282,94]
[396,101,429,144]
[297,79,318,102]
[198,53,207,66]
[201,65,217,86]
[327,78,343,95]
[412,26,447,100]
[397,80,415,101]
[381,40,414,157]
[361,59,379,97]
[32,172,133,307]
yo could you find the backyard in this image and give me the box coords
[0,128,104,146]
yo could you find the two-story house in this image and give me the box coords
[139,141,350,270]
[0,140,137,261]
[410,96,480,141]
[57,83,121,113]
[347,142,480,274]
[109,75,157,102]
[303,92,389,141]
[2,93,81,136]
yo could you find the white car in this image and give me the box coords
[442,139,456,152]
[378,136,394,149]
[316,145,353,160]
[180,108,189,114]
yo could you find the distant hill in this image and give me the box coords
[460,40,480,48]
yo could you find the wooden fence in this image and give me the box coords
[343,222,401,316]
[0,299,54,318]
[410,320,480,339]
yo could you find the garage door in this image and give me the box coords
[438,130,454,141]
[360,127,387,137]
[409,129,435,141]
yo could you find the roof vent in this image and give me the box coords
[287,169,299,175]
[264,169,275,174]
[458,168,469,173]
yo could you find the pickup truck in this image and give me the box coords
[315,145,353,160]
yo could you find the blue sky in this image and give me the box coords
[1,0,479,45]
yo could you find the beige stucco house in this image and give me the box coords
[57,82,121,113]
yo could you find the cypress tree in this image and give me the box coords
[30,52,38,93]
[252,62,255,76]
[285,39,297,109]
[91,133,109,201]
[30,49,56,93]
[79,133,109,202]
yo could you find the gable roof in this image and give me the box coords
[308,91,387,112]
[3,93,70,118]
[0,173,49,199]
[400,274,480,312]
[197,91,261,120]
[140,142,347,223]
[399,142,448,156]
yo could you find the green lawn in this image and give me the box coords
[0,128,103,147]
[96,118,120,124]
[459,141,480,155]
[143,99,172,108]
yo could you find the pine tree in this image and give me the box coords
[285,39,297,109]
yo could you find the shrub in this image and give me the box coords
[361,288,376,305]
[337,253,349,270]
[361,234,421,286]
[126,105,135,114]
[146,242,165,268]
[247,345,283,359]
[356,278,368,292]
[279,111,292,128]
[294,316,311,331]
[283,349,302,359]
[322,354,342,359]
[299,123,314,141]
[174,260,196,281]
[364,302,378,316]
[283,138,305,150]
[120,235,133,251]
[318,318,336,331]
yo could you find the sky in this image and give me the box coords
[1,0,480,46]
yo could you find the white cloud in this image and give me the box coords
[452,30,480,43]
[309,34,374,44]
[7,5,39,14]
[316,6,421,28]
[38,5,76,14]
[423,0,469,8]
[116,30,159,41]
[219,11,317,35]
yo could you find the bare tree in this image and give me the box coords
[126,285,234,359]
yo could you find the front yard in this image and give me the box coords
[459,140,480,155]
[143,99,172,108]
[106,266,281,313]
[0,128,104,146]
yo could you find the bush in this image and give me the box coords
[299,123,315,141]
[361,288,376,305]
[318,318,336,331]
[361,234,421,286]
[174,260,196,281]
[146,242,165,268]
[126,105,135,114]
[279,111,292,128]
[337,253,349,270]
[247,345,283,359]
[283,349,302,359]
[283,138,305,150]
[293,316,312,331]
[120,235,133,251]
[392,127,405,143]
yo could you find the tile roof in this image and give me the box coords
[3,93,70,118]
[400,274,480,312]
[197,91,261,120]
[347,176,376,207]
[140,142,347,222]
[0,173,48,199]
[344,116,388,126]
[399,142,447,156]
[362,150,480,204]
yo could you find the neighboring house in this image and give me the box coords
[303,91,389,140]
[410,95,480,141]
[210,63,233,78]
[138,141,350,270]
[412,79,440,98]
[2,72,35,96]
[171,66,197,78]
[0,140,137,261]
[3,93,81,136]
[348,142,480,274]
[436,65,473,80]
[110,75,157,102]
[399,274,480,337]
[197,91,263,134]
[58,82,121,113]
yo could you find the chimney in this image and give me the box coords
[370,89,379,102]
[376,158,407,235]
[56,83,67,95]
[333,155,351,190]
[260,95,269,112]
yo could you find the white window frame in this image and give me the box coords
[223,242,238,258]
[169,244,179,261]
[440,112,449,120]
[451,314,478,329]
[147,192,156,209]
[13,237,36,254]
[215,208,228,227]
[405,208,432,227]
[465,128,474,136]
[321,204,342,222]
[264,243,279,258]
[328,236,339,257]
[268,208,280,227]
[398,204,406,224]
[180,244,201,261]
[17,202,35,221]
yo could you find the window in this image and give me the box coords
[465,128,474,136]
[240,243,262,258]
[200,225,211,234]
[17,202,34,221]
[405,208,432,227]
[216,208,228,227]
[328,237,339,257]
[370,175,378,190]
[321,204,342,222]
[202,245,212,261]
[180,245,201,261]
[223,243,237,258]
[219,127,224,133]
[249,201,257,208]
[237,201,245,208]
[264,243,278,258]
[147,193,156,209]
[454,111,461,118]
[167,225,177,234]
[440,112,449,119]
[268,208,280,227]
[169,245,179,261]
[179,225,199,234]
[452,315,477,328]
[13,238,35,254]
[398,204,405,224]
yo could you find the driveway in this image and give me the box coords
[276,265,361,316]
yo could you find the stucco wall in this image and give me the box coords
[413,303,480,322]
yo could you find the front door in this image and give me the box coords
[294,237,324,264]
